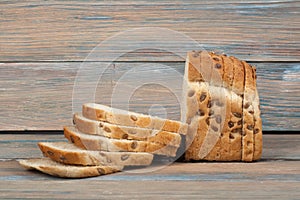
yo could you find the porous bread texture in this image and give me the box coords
[251,66,263,161]
[183,51,262,161]
[18,158,122,178]
[241,60,255,162]
[64,126,179,157]
[82,103,188,135]
[184,82,240,161]
[73,114,181,147]
[38,142,154,167]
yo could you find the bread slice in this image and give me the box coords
[82,103,188,135]
[227,92,243,160]
[38,142,153,167]
[252,66,263,161]
[224,55,242,161]
[18,158,122,178]
[228,56,245,160]
[73,113,181,147]
[183,80,228,161]
[217,55,233,160]
[192,88,230,161]
[64,126,178,157]
[184,82,211,160]
[230,56,245,96]
[241,61,255,162]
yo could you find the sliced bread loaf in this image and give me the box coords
[183,52,263,161]
[38,142,153,167]
[82,103,188,134]
[18,158,122,178]
[64,126,178,157]
[73,113,181,147]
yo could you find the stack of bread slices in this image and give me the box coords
[19,103,188,178]
[182,51,262,162]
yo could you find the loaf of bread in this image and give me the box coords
[18,158,122,178]
[38,142,154,166]
[183,51,263,162]
[19,51,263,179]
[82,103,188,134]
[73,113,181,147]
[64,126,179,157]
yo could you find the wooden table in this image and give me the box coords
[1,1,299,199]
[1,133,299,199]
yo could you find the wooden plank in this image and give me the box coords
[0,134,66,159]
[0,159,299,199]
[0,62,299,130]
[0,178,299,199]
[0,134,299,198]
[1,0,299,62]
[1,134,299,160]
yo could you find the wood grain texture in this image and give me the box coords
[0,178,299,199]
[1,134,299,160]
[0,134,299,199]
[1,62,299,130]
[1,0,299,62]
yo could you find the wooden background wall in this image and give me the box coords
[0,0,299,131]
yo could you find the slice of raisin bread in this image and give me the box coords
[82,103,188,135]
[38,142,153,167]
[64,126,179,157]
[184,82,211,160]
[73,113,181,147]
[18,158,122,178]
[241,60,255,162]
[252,66,263,161]
[183,82,232,161]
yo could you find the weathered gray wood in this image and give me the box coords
[0,62,299,130]
[1,134,299,160]
[0,134,299,199]
[1,0,299,62]
[0,178,298,199]
[1,158,299,199]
